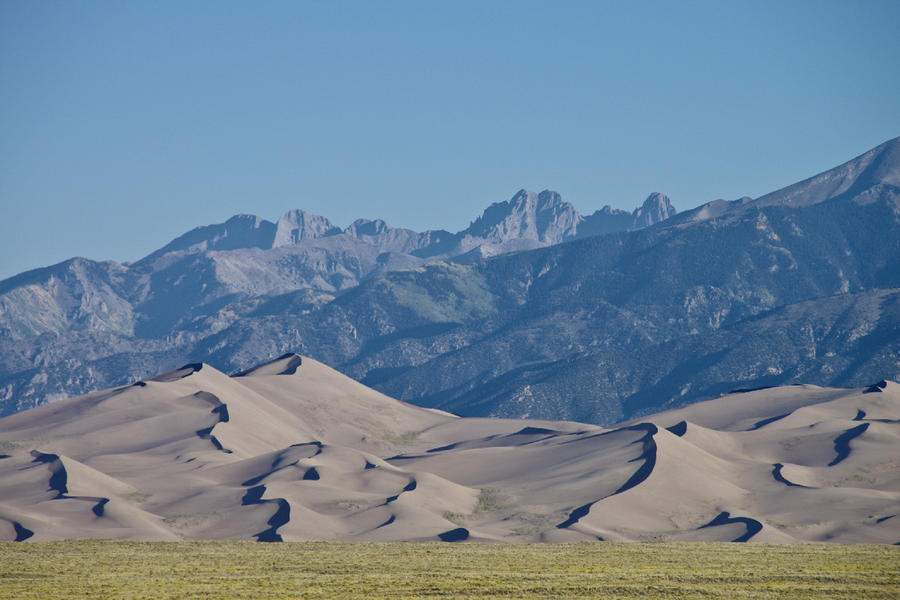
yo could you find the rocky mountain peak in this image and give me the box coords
[867,136,900,187]
[667,137,900,227]
[136,213,277,263]
[463,189,581,244]
[226,213,269,227]
[346,218,393,238]
[272,210,342,247]
[597,204,630,216]
[632,192,677,228]
[577,193,676,238]
[537,189,563,205]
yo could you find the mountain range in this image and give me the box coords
[1,137,898,424]
[0,189,675,417]
[1,354,896,542]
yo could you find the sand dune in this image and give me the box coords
[0,355,896,543]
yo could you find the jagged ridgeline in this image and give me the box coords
[0,355,897,542]
[0,190,675,417]
[1,137,899,424]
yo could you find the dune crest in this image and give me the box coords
[0,356,897,543]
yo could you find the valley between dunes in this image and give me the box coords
[0,354,897,543]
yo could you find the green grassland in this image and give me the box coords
[1,541,897,599]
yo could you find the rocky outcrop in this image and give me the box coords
[272,210,343,246]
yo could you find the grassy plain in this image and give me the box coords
[0,540,897,599]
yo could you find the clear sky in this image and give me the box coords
[2,0,899,280]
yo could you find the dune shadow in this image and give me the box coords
[747,413,790,431]
[385,479,417,504]
[376,515,396,529]
[771,463,809,488]
[426,442,462,453]
[666,421,687,437]
[150,363,203,383]
[28,451,113,520]
[194,393,233,453]
[11,521,33,542]
[557,424,658,529]
[828,423,869,466]
[853,408,900,424]
[233,353,302,377]
[556,502,593,529]
[288,441,324,454]
[257,500,290,542]
[241,443,323,486]
[438,527,469,542]
[243,468,288,487]
[278,355,303,375]
[863,380,887,393]
[613,424,658,495]
[728,385,777,394]
[699,511,762,542]
[30,451,67,498]
[91,498,110,517]
[241,484,290,542]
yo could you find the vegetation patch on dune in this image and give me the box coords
[383,430,421,443]
[0,541,897,599]
[474,487,508,513]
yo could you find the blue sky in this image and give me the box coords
[2,0,899,279]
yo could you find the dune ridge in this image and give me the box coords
[0,355,897,543]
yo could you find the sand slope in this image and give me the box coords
[0,356,896,543]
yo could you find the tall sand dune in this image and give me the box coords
[0,354,896,543]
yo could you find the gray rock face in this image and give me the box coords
[345,219,437,255]
[0,257,134,340]
[2,137,898,425]
[140,214,277,262]
[578,192,677,236]
[578,205,634,237]
[461,189,582,245]
[633,192,677,228]
[273,210,343,246]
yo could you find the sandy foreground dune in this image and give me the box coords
[0,354,897,543]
